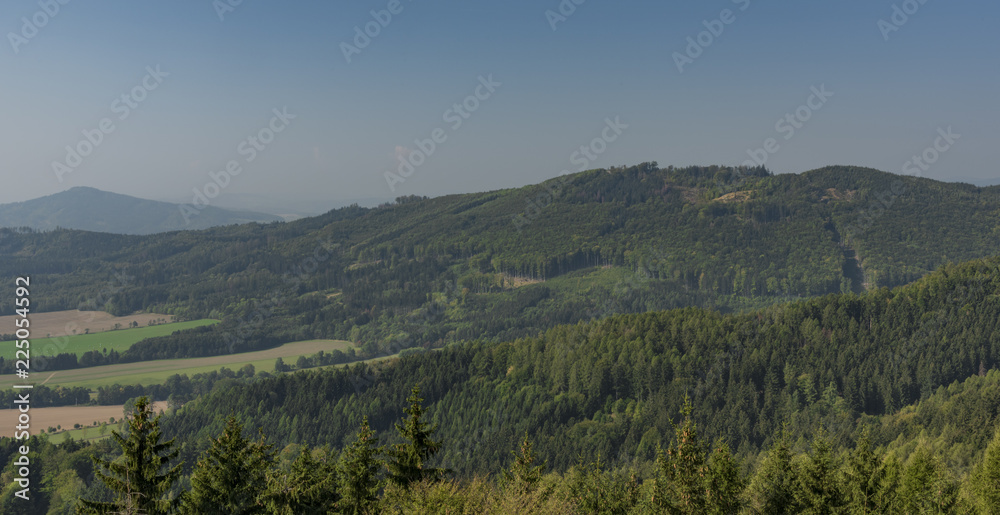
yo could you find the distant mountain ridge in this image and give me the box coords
[0,187,282,235]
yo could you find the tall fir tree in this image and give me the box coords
[842,428,899,514]
[338,416,384,514]
[969,426,1000,513]
[743,431,797,514]
[899,447,959,514]
[568,455,642,514]
[704,441,745,514]
[77,396,182,515]
[652,396,707,514]
[386,385,444,487]
[263,445,339,515]
[180,416,275,514]
[792,429,845,515]
[501,432,546,495]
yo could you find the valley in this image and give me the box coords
[4,3,991,510]
[5,164,1000,512]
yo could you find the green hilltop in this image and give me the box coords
[3,163,999,363]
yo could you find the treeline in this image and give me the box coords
[13,393,1000,514]
[94,347,361,406]
[0,385,90,408]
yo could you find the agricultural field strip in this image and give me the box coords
[0,340,353,389]
[0,310,174,339]
[0,401,168,439]
[0,319,219,360]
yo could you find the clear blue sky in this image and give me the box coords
[1,0,996,206]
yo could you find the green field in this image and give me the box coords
[46,425,116,444]
[1,319,219,361]
[1,339,356,389]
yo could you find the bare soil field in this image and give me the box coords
[0,310,173,339]
[0,401,168,438]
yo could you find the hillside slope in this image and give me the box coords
[0,186,281,234]
[2,164,1000,362]
[160,255,1000,476]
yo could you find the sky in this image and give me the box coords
[0,0,997,209]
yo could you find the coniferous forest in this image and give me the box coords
[5,0,997,510]
[5,165,1000,513]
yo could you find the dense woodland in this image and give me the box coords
[5,255,1000,512]
[7,387,1000,514]
[4,164,1000,512]
[146,257,1000,476]
[4,164,1000,367]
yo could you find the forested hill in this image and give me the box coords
[160,255,1000,477]
[0,186,281,234]
[3,164,1000,360]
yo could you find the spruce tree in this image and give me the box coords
[568,455,642,514]
[338,416,384,514]
[501,432,546,494]
[970,427,1000,513]
[899,447,958,514]
[263,445,339,515]
[704,442,745,514]
[386,385,443,487]
[180,416,275,514]
[842,428,899,514]
[743,432,796,514]
[652,396,707,514]
[77,396,182,515]
[793,430,845,514]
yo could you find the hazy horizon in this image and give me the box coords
[2,0,996,205]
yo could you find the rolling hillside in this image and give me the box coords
[2,164,1000,367]
[0,186,281,234]
[5,164,1000,513]
[160,255,1000,477]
